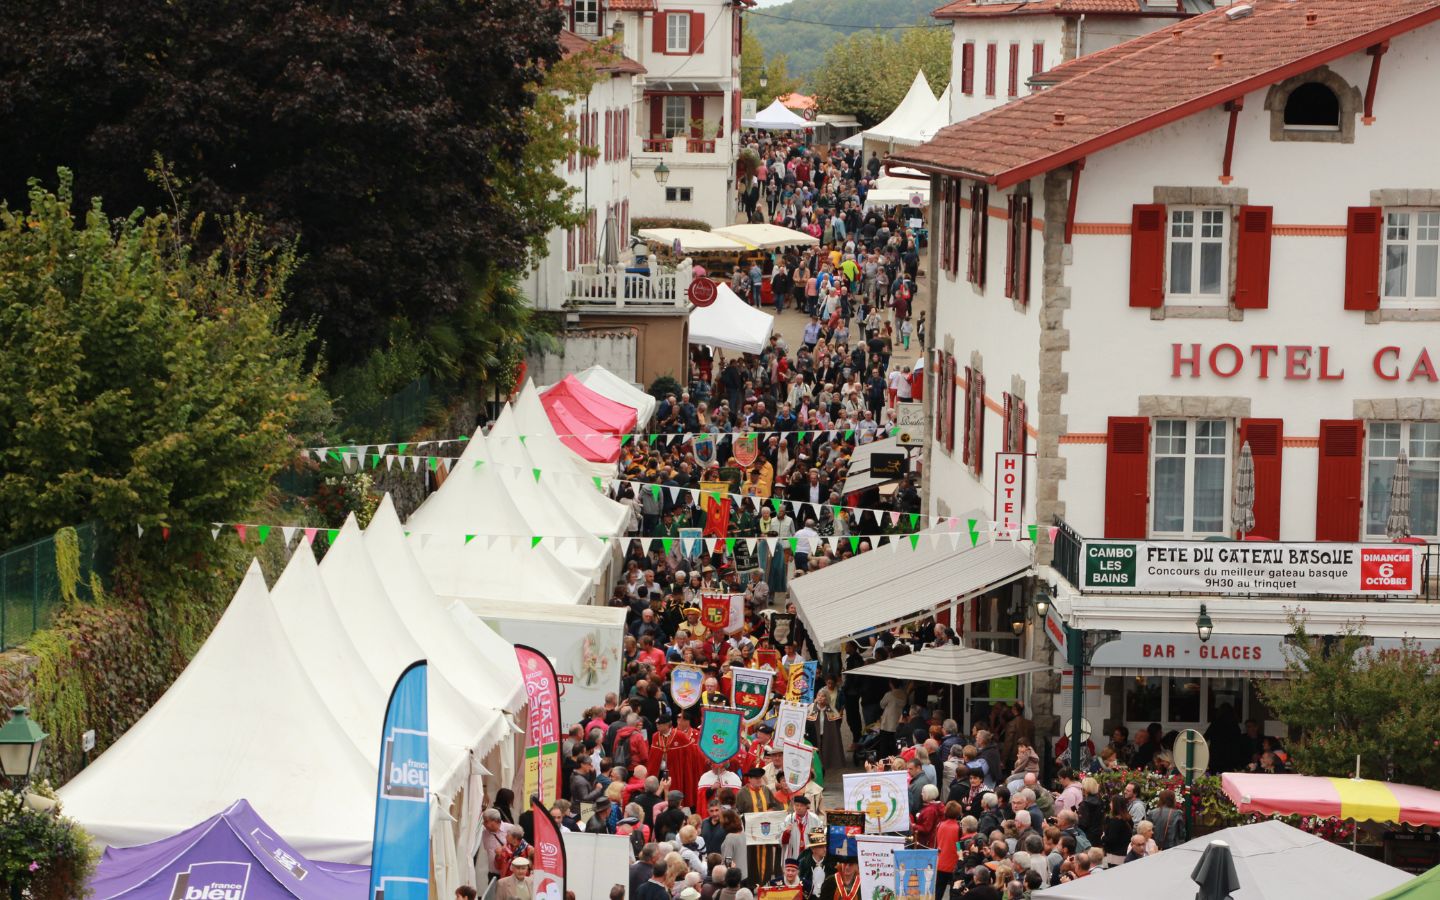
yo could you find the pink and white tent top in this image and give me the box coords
[539,375,638,463]
[1221,772,1440,828]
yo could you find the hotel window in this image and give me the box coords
[666,13,690,53]
[1152,418,1228,537]
[1365,421,1440,538]
[663,96,689,138]
[573,0,600,36]
[1167,207,1228,302]
[1383,210,1440,305]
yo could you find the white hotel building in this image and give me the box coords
[893,0,1440,741]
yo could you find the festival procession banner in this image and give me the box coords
[731,667,775,723]
[843,771,911,833]
[744,811,786,845]
[894,849,939,900]
[369,661,430,900]
[670,664,704,710]
[775,700,808,747]
[516,645,562,808]
[700,706,745,764]
[782,740,815,792]
[757,888,802,900]
[1079,539,1423,596]
[770,613,796,646]
[785,661,817,704]
[529,797,566,900]
[856,835,905,900]
[702,592,745,635]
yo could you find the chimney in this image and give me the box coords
[1306,9,1318,25]
[1053,110,1066,126]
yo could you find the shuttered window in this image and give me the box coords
[1105,417,1150,539]
[985,43,998,97]
[1233,205,1274,309]
[961,43,976,95]
[1129,203,1166,308]
[1004,193,1033,305]
[1316,419,1365,540]
[1238,418,1283,538]
[968,183,989,289]
[1345,207,1383,310]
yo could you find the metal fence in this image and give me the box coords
[0,524,106,651]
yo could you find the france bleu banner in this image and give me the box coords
[370,661,430,900]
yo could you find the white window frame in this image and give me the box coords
[662,96,688,139]
[1382,209,1440,306]
[1150,418,1230,538]
[1365,420,1440,539]
[1166,206,1229,304]
[573,0,600,35]
[665,186,693,203]
[666,13,690,53]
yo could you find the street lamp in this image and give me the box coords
[652,161,671,185]
[1032,589,1049,620]
[759,70,769,90]
[0,706,47,790]
[1196,605,1214,643]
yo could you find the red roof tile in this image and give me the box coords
[934,0,1187,19]
[608,0,657,10]
[560,29,648,74]
[896,0,1440,187]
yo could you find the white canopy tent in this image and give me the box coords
[636,228,748,254]
[57,563,378,862]
[846,644,1054,688]
[518,379,618,484]
[689,282,775,354]
[711,223,820,250]
[742,98,811,130]
[840,132,863,150]
[863,71,937,147]
[916,85,953,144]
[574,365,655,428]
[864,173,930,209]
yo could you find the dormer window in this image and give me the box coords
[573,0,600,36]
[1265,66,1360,144]
[1283,82,1340,131]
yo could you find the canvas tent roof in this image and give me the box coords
[841,436,919,494]
[58,563,378,862]
[711,224,820,250]
[1035,819,1410,900]
[88,799,367,900]
[915,85,953,144]
[791,517,1032,651]
[846,644,1054,688]
[689,282,775,354]
[742,98,811,130]
[540,375,636,463]
[510,383,629,539]
[637,228,748,253]
[574,366,655,428]
[864,71,937,145]
[864,175,931,209]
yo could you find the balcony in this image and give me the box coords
[641,136,723,158]
[565,262,693,313]
[1049,518,1440,603]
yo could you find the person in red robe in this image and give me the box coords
[648,714,705,810]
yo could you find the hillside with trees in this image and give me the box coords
[745,0,941,80]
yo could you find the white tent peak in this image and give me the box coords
[572,367,656,428]
[866,71,936,143]
[689,283,775,355]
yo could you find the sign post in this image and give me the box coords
[1174,729,1209,839]
[894,403,925,447]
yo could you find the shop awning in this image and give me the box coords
[689,282,774,354]
[711,223,819,250]
[791,519,1032,651]
[637,227,748,253]
[1222,773,1440,829]
[846,644,1053,688]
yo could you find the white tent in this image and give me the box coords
[742,98,811,130]
[636,227,748,253]
[840,132,863,150]
[711,224,820,250]
[406,426,607,581]
[864,71,937,146]
[916,85,953,144]
[864,170,931,209]
[574,365,655,428]
[57,563,378,862]
[689,283,775,354]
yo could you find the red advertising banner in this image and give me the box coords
[516,645,562,808]
[530,797,566,900]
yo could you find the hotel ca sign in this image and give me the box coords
[1169,343,1440,382]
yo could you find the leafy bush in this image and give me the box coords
[649,375,682,401]
[0,782,96,900]
[631,217,711,234]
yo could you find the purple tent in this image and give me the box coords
[89,799,369,900]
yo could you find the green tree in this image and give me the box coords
[1261,621,1440,787]
[0,170,324,546]
[744,0,938,79]
[741,20,803,108]
[811,26,951,127]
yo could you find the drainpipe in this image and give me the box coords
[1076,14,1085,59]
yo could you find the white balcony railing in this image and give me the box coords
[565,262,693,311]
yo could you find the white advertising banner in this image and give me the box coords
[843,771,911,833]
[1079,540,1422,597]
[856,835,905,900]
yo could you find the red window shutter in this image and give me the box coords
[567,228,574,270]
[1233,205,1273,309]
[653,14,667,53]
[1315,419,1364,541]
[733,7,741,56]
[948,179,962,275]
[961,44,975,95]
[605,110,613,161]
[1238,418,1283,539]
[690,96,704,137]
[972,371,986,475]
[1104,417,1150,539]
[1002,393,1014,452]
[732,90,740,134]
[650,96,663,138]
[1032,41,1044,77]
[1017,194,1033,306]
[985,43,997,96]
[945,355,957,454]
[1344,206,1382,311]
[1008,43,1019,97]
[961,366,974,464]
[1004,195,1017,299]
[1015,398,1028,453]
[939,180,952,273]
[934,351,945,442]
[1129,203,1166,308]
[690,12,705,54]
[976,185,988,290]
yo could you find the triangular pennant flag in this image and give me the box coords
[947,531,962,551]
[621,433,633,446]
[428,456,439,471]
[464,534,476,545]
[908,533,920,549]
[397,443,409,454]
[787,537,798,552]
[706,537,720,553]
[458,435,469,442]
[908,513,920,529]
[764,537,777,552]
[257,525,271,545]
[161,527,170,542]
[967,519,980,547]
[725,537,736,554]
[303,527,318,544]
[661,537,674,553]
[848,536,860,553]
[235,524,248,543]
[312,448,327,462]
[668,485,682,502]
[651,484,663,502]
[387,456,398,471]
[844,429,854,440]
[832,505,842,520]
[648,434,659,445]
[531,536,544,548]
[136,524,145,538]
[771,498,783,513]
[281,526,297,546]
[797,431,807,441]
[519,435,528,445]
[211,523,222,540]
[370,453,381,468]
[532,468,542,482]
[593,476,604,492]
[325,529,339,544]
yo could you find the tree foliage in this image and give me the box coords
[811,27,951,127]
[0,0,565,362]
[745,0,940,80]
[1261,621,1440,787]
[740,20,803,109]
[0,171,324,546]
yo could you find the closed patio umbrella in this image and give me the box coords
[1386,449,1411,540]
[1191,840,1241,900]
[602,212,621,267]
[1233,440,1255,538]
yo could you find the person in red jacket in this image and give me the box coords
[933,801,964,900]
[911,783,944,849]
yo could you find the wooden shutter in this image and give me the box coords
[1129,203,1166,308]
[969,183,988,289]
[961,43,975,95]
[731,90,740,134]
[605,110,613,161]
[1233,205,1273,309]
[1032,41,1044,77]
[986,43,997,96]
[690,12,705,54]
[1238,418,1283,539]
[939,180,953,274]
[1104,417,1150,539]
[1004,196,1017,299]
[961,366,974,464]
[972,370,986,475]
[934,351,946,442]
[690,96,704,137]
[1017,194,1033,306]
[653,13,667,53]
[1008,43,1020,97]
[1344,206,1382,311]
[1315,419,1364,541]
[948,178,962,275]
[650,96,663,138]
[945,354,957,454]
[623,108,630,155]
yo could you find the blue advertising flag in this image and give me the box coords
[370,661,430,900]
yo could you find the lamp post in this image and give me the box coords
[0,706,47,792]
[652,160,671,185]
[759,70,769,90]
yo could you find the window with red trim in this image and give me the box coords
[967,182,988,289]
[985,43,997,97]
[961,43,975,96]
[1007,43,1019,98]
[1032,42,1044,80]
[1004,192,1032,305]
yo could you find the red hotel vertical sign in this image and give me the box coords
[515,645,561,808]
[994,452,1026,538]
